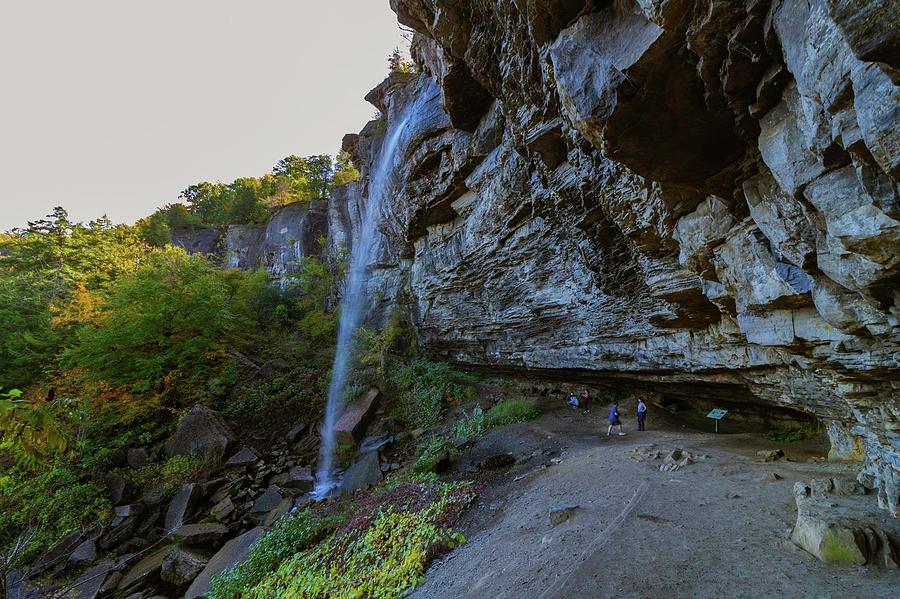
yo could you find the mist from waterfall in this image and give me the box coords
[314,108,411,497]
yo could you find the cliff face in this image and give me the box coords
[177,1,899,516]
[330,0,899,515]
[172,200,329,284]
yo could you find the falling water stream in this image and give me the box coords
[314,109,411,497]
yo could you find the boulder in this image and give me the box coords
[660,449,694,472]
[549,504,579,526]
[164,483,200,532]
[98,517,137,550]
[106,475,134,505]
[757,449,785,462]
[170,523,229,546]
[759,471,783,483]
[66,559,114,599]
[287,422,309,443]
[114,504,144,518]
[225,446,260,468]
[359,433,395,454]
[160,547,208,587]
[791,482,899,567]
[30,530,85,575]
[67,539,97,567]
[282,466,315,492]
[126,447,149,468]
[117,544,175,592]
[211,497,236,522]
[334,388,381,446]
[250,485,284,524]
[184,527,265,599]
[339,451,382,494]
[166,404,236,463]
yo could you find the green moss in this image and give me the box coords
[820,529,865,565]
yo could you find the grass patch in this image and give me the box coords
[245,479,474,598]
[485,398,540,428]
[208,508,346,599]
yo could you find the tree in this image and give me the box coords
[388,47,416,74]
[273,154,334,200]
[61,247,267,392]
[333,151,361,187]
[0,210,150,389]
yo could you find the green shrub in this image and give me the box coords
[451,406,486,442]
[765,423,822,443]
[485,398,540,428]
[209,509,345,599]
[128,454,205,495]
[411,436,454,475]
[391,358,471,430]
[0,465,110,565]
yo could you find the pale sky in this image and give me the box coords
[0,1,407,231]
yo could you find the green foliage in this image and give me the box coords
[765,423,822,443]
[246,480,473,598]
[390,358,471,430]
[169,154,358,230]
[451,406,486,442]
[332,151,361,187]
[62,247,267,392]
[0,464,110,566]
[485,398,540,428]
[411,435,454,475]
[388,47,416,74]
[136,203,201,246]
[0,208,150,389]
[127,455,205,495]
[0,388,69,468]
[209,509,345,599]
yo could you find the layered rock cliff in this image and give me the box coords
[331,0,899,516]
[177,0,899,517]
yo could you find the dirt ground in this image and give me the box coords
[411,400,900,599]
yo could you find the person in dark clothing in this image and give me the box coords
[580,389,590,415]
[637,398,647,431]
[607,400,625,436]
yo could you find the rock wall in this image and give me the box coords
[171,200,328,284]
[330,0,899,515]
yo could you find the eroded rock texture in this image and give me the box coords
[328,0,899,515]
[172,200,328,284]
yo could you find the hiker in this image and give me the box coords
[567,392,579,409]
[580,389,590,415]
[607,400,625,436]
[637,398,647,431]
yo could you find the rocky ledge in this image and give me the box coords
[333,0,898,516]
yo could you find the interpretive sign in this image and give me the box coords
[706,409,728,432]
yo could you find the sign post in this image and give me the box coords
[706,409,728,433]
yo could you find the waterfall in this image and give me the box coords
[314,110,410,497]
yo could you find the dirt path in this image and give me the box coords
[412,402,900,599]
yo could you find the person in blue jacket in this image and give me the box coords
[607,400,626,437]
[637,398,648,431]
